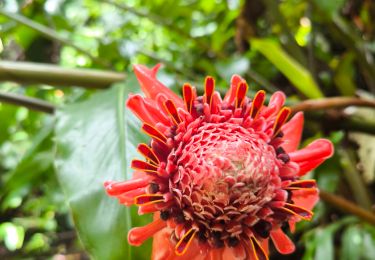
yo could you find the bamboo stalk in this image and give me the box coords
[0,92,55,114]
[338,148,373,210]
[0,61,125,88]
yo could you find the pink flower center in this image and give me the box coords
[164,118,286,247]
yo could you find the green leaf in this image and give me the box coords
[313,0,346,16]
[341,225,363,260]
[55,78,151,260]
[0,222,25,251]
[2,124,54,196]
[302,217,357,260]
[251,38,323,99]
[314,228,334,260]
[333,52,356,96]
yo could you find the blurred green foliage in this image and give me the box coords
[0,0,375,259]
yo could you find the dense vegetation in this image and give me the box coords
[0,0,374,259]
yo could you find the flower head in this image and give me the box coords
[105,64,334,260]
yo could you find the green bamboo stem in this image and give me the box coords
[338,148,373,210]
[0,61,125,88]
[0,92,55,114]
[0,10,108,67]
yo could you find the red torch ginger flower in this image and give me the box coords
[104,64,334,260]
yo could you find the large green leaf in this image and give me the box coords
[251,38,323,99]
[55,79,151,260]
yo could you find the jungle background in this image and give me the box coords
[1,0,375,259]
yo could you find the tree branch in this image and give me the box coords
[291,96,375,113]
[0,61,125,88]
[320,191,375,226]
[0,92,55,114]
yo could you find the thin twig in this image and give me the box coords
[0,10,109,67]
[320,191,375,226]
[0,92,55,114]
[0,61,125,88]
[291,97,375,113]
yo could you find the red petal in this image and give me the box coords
[104,178,149,196]
[134,194,165,206]
[249,236,269,260]
[292,189,319,211]
[152,221,208,260]
[208,248,224,260]
[204,76,215,107]
[235,82,248,108]
[249,90,266,119]
[270,229,295,255]
[164,99,182,125]
[175,228,197,256]
[222,244,247,260]
[281,112,304,153]
[289,139,334,162]
[280,203,313,220]
[273,107,291,137]
[269,91,286,109]
[183,83,196,113]
[128,218,166,246]
[261,91,286,118]
[297,158,326,176]
[260,239,269,256]
[224,75,244,105]
[133,64,184,108]
[288,221,296,233]
[127,94,170,126]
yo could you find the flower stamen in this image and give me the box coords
[164,99,181,125]
[134,194,165,206]
[279,203,313,220]
[249,236,269,260]
[235,82,248,109]
[141,123,167,144]
[131,160,158,174]
[204,76,215,108]
[249,90,266,119]
[183,83,195,113]
[273,107,291,137]
[137,143,160,165]
[175,228,197,256]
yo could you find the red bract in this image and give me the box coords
[104,64,334,260]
